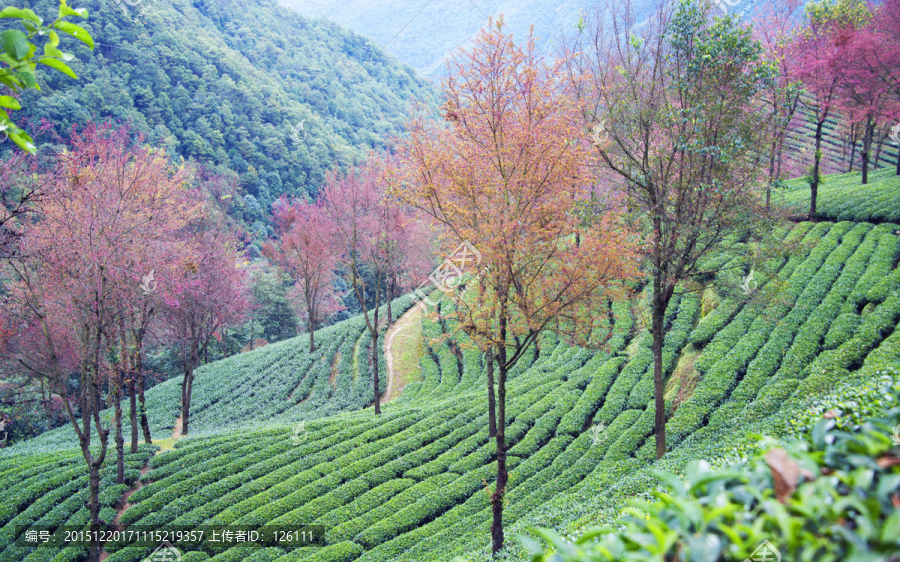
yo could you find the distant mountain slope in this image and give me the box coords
[277,0,776,78]
[6,0,438,206]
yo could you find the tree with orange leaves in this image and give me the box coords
[392,19,642,554]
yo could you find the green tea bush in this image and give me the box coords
[524,401,900,561]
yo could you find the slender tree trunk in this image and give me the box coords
[896,149,900,176]
[652,276,670,460]
[114,377,124,484]
[222,328,228,360]
[766,135,778,209]
[128,379,138,453]
[137,371,152,444]
[115,319,135,458]
[776,130,786,182]
[109,333,125,484]
[181,364,193,435]
[387,278,395,327]
[490,313,508,554]
[309,316,315,352]
[811,120,824,218]
[373,306,381,415]
[861,118,874,185]
[87,461,102,562]
[84,380,108,562]
[848,133,857,173]
[181,367,187,433]
[486,349,497,438]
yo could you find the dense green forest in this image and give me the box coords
[5,0,438,223]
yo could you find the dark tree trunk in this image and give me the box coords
[223,328,228,360]
[87,462,102,562]
[41,321,106,561]
[128,379,138,453]
[652,275,672,460]
[486,349,497,438]
[490,315,508,554]
[387,278,395,327]
[896,149,900,176]
[181,361,194,436]
[775,131,786,182]
[309,316,316,352]
[874,126,886,169]
[811,120,824,218]
[861,118,874,185]
[848,140,857,173]
[766,135,778,209]
[137,371,152,444]
[81,379,108,562]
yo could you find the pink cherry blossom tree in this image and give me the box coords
[263,197,343,351]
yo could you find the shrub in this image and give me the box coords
[523,402,900,561]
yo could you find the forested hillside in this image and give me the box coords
[6,0,438,211]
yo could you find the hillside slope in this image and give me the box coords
[778,167,900,222]
[2,199,898,560]
[5,0,438,206]
[2,294,417,456]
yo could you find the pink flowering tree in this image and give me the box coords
[321,157,429,415]
[263,197,343,351]
[162,221,250,436]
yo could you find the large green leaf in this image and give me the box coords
[54,21,93,49]
[0,7,42,24]
[16,66,38,89]
[58,0,88,19]
[43,42,65,59]
[0,95,22,110]
[38,57,77,79]
[0,29,31,60]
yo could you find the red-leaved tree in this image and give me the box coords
[395,19,643,552]
[264,197,343,351]
[163,221,250,436]
[791,0,872,212]
[1,122,196,561]
[322,158,428,415]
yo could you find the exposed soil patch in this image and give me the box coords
[172,416,182,440]
[329,351,340,389]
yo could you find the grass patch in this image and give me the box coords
[388,309,424,401]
